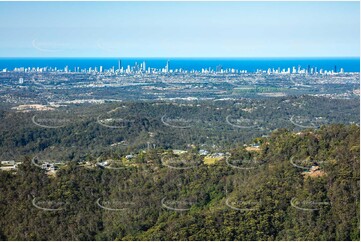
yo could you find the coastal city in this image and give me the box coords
[0,1,359,241]
[0,60,359,110]
[1,60,350,75]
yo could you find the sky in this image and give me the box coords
[0,1,359,58]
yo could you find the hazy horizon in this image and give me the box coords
[0,1,359,58]
[0,57,360,59]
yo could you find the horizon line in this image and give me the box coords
[0,56,360,59]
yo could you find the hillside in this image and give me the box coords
[0,124,359,240]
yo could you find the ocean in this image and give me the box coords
[0,57,359,72]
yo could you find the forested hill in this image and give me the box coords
[0,96,359,162]
[0,124,359,240]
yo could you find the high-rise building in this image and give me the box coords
[216,65,222,73]
[99,66,103,73]
[134,62,139,72]
[142,61,146,72]
[165,60,169,73]
[334,65,337,73]
[118,59,121,71]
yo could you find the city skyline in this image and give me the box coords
[3,60,348,75]
[0,1,359,58]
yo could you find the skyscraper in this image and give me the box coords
[165,60,169,73]
[216,65,222,73]
[134,62,139,72]
[118,59,121,71]
[142,61,146,72]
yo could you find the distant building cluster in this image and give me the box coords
[1,60,347,75]
[259,65,344,75]
[0,160,22,171]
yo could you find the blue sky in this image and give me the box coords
[0,1,359,57]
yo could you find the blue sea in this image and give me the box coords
[0,57,359,72]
